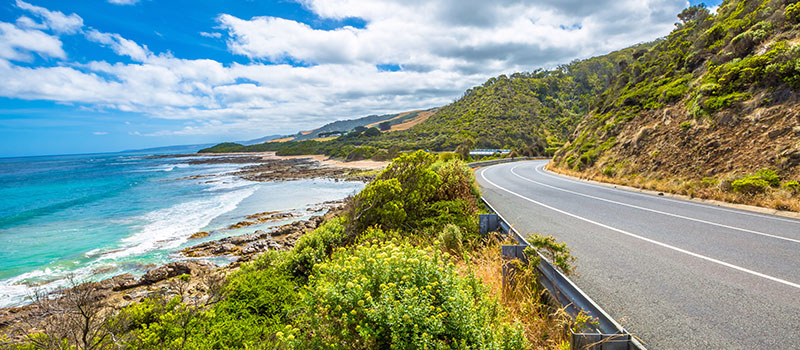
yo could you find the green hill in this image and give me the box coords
[553,0,800,182]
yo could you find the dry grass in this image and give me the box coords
[310,136,339,142]
[267,136,295,143]
[455,236,573,349]
[547,164,800,213]
[388,109,437,131]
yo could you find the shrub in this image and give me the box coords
[112,296,206,349]
[296,241,527,349]
[438,224,463,255]
[432,159,481,211]
[700,177,718,188]
[525,234,575,275]
[346,146,377,161]
[680,121,693,130]
[754,168,780,187]
[287,217,348,279]
[783,180,800,194]
[348,151,479,236]
[731,176,769,194]
[787,2,800,23]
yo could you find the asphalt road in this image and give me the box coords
[476,160,800,349]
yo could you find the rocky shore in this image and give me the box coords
[0,202,345,341]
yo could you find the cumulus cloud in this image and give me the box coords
[0,0,693,137]
[221,0,684,73]
[15,0,83,34]
[0,22,65,61]
[85,29,151,61]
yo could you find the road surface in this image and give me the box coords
[477,160,800,349]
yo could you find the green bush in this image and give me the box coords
[786,2,800,23]
[784,180,800,194]
[754,168,780,187]
[437,224,463,255]
[680,121,693,130]
[295,241,527,349]
[731,176,769,194]
[348,151,480,236]
[287,217,348,279]
[112,296,206,349]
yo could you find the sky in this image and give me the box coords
[0,0,721,157]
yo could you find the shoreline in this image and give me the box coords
[0,152,384,337]
[193,151,388,170]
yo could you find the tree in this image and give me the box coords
[363,127,382,137]
[677,4,709,26]
[378,121,392,131]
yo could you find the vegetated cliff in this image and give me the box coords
[200,46,639,159]
[554,0,800,190]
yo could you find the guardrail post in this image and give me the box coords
[479,214,499,236]
[571,333,632,350]
[501,244,528,290]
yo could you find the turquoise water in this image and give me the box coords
[0,152,364,307]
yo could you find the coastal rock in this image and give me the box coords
[241,239,281,255]
[110,273,139,291]
[189,231,210,239]
[214,243,236,254]
[138,261,214,286]
[225,233,259,245]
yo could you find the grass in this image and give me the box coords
[454,234,574,349]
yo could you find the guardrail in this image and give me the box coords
[467,157,547,168]
[480,197,646,350]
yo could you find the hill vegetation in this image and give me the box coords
[552,0,800,211]
[200,46,641,159]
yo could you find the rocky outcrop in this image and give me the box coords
[181,208,340,260]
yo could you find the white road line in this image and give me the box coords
[531,162,800,225]
[506,165,800,244]
[479,167,800,290]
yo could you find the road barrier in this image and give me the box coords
[467,157,548,168]
[480,197,646,350]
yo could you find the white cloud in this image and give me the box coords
[92,131,108,135]
[0,0,693,138]
[15,0,83,34]
[199,31,222,38]
[0,22,65,61]
[85,29,151,61]
[107,0,140,5]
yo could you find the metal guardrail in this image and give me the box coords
[467,157,547,168]
[480,197,646,350]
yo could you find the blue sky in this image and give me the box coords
[0,0,720,157]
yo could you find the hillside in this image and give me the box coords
[290,111,423,141]
[552,0,800,208]
[201,46,641,158]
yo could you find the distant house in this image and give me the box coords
[469,149,511,159]
[317,131,346,138]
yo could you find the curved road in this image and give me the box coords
[477,160,800,349]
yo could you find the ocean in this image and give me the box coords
[0,151,364,308]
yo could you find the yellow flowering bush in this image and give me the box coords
[297,241,526,349]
